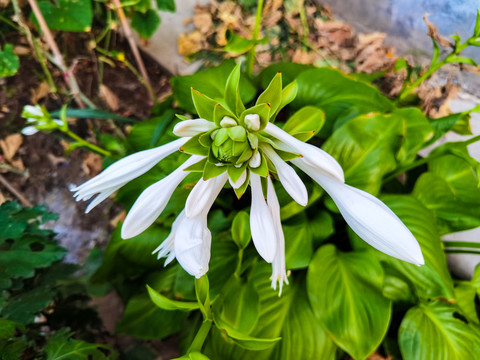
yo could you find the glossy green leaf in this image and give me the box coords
[172,61,256,114]
[213,276,260,334]
[257,72,282,117]
[370,195,455,300]
[131,9,161,38]
[413,154,480,233]
[34,0,93,32]
[116,293,188,338]
[283,217,313,270]
[147,285,200,311]
[231,211,251,249]
[275,80,298,118]
[282,106,325,141]
[323,112,402,194]
[427,112,472,146]
[225,63,245,116]
[399,302,480,360]
[0,44,19,78]
[307,245,391,360]
[455,266,480,324]
[293,68,393,133]
[394,108,433,165]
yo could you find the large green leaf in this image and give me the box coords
[413,154,480,234]
[455,265,480,324]
[172,61,256,114]
[323,112,403,194]
[204,264,335,360]
[116,293,188,339]
[307,245,391,360]
[293,68,393,133]
[34,0,93,32]
[283,217,313,270]
[394,108,433,165]
[374,196,454,301]
[399,302,480,360]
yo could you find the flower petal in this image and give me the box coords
[295,160,424,265]
[72,137,189,200]
[84,184,122,213]
[261,144,308,206]
[174,214,211,278]
[173,119,216,137]
[121,156,202,239]
[265,122,344,182]
[266,177,289,294]
[185,172,228,218]
[250,173,277,263]
[21,126,39,136]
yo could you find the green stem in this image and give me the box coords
[234,248,244,278]
[397,60,444,102]
[383,153,440,183]
[444,241,480,249]
[245,0,264,77]
[0,13,20,31]
[188,319,213,353]
[445,249,480,255]
[64,129,111,157]
[298,1,310,47]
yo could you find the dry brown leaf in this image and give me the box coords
[424,14,452,47]
[0,190,6,205]
[110,210,126,228]
[0,134,23,161]
[13,45,30,55]
[100,84,120,111]
[193,12,213,34]
[292,49,316,64]
[30,82,50,103]
[178,31,204,56]
[82,152,103,177]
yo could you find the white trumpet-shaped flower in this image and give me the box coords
[173,119,216,137]
[266,177,289,295]
[250,173,277,263]
[72,137,189,212]
[292,158,425,265]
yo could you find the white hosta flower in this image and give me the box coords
[173,119,216,137]
[21,126,39,136]
[267,177,289,294]
[250,173,277,263]
[72,137,189,211]
[261,144,308,206]
[122,155,202,239]
[292,158,424,266]
[185,173,228,218]
[265,122,345,182]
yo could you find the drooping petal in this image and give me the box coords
[266,177,289,294]
[21,126,39,136]
[72,137,189,201]
[84,184,122,213]
[264,122,344,183]
[153,211,186,262]
[249,173,277,263]
[173,119,216,137]
[23,105,43,117]
[295,159,424,265]
[174,214,211,278]
[121,156,202,239]
[185,172,228,218]
[261,144,308,206]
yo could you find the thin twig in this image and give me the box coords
[110,0,154,103]
[0,174,33,207]
[27,0,90,109]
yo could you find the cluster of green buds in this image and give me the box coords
[21,105,68,135]
[174,63,300,198]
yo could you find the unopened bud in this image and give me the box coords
[220,116,238,128]
[249,151,261,168]
[244,114,260,131]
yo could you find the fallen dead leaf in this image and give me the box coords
[100,84,120,112]
[193,12,213,35]
[0,190,6,205]
[110,210,126,228]
[13,45,30,55]
[0,134,23,161]
[82,152,103,177]
[178,31,204,56]
[30,82,50,103]
[424,14,452,48]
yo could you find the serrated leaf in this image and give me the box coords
[307,245,391,360]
